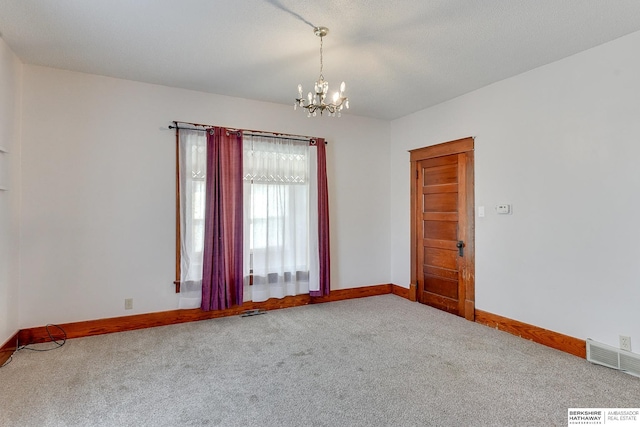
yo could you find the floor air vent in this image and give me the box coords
[586,339,640,377]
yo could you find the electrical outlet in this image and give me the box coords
[125,298,133,310]
[496,204,511,214]
[620,335,631,352]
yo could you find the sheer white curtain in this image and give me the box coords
[178,129,206,309]
[243,135,314,302]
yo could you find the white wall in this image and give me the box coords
[18,29,640,351]
[19,66,391,328]
[390,30,640,348]
[0,38,22,346]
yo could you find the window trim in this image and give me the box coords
[174,125,181,293]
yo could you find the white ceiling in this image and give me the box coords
[2,1,640,120]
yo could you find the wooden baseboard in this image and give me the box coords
[391,284,410,300]
[475,309,586,359]
[14,291,585,361]
[0,331,19,366]
[18,284,398,345]
[310,284,393,303]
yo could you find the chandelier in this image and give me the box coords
[295,26,349,117]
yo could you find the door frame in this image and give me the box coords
[409,137,475,320]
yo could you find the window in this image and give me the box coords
[242,135,312,302]
[175,125,328,309]
[176,129,206,308]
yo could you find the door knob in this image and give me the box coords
[456,241,464,257]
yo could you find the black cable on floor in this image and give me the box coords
[1,324,67,369]
[17,324,67,352]
[0,355,12,368]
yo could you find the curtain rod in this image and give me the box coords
[169,121,326,144]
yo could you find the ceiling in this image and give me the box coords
[1,1,640,120]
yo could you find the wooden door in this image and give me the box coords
[410,138,474,320]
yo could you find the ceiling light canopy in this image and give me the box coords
[295,27,349,117]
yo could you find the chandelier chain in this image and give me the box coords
[319,35,324,81]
